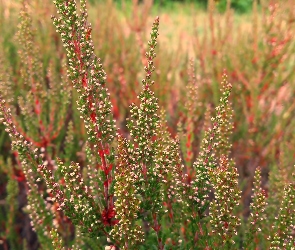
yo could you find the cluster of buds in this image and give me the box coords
[111,136,144,249]
[269,172,295,249]
[188,73,232,214]
[209,155,241,246]
[245,166,267,248]
[52,0,116,143]
[125,17,163,215]
[215,73,234,158]
[50,228,65,250]
[37,159,108,239]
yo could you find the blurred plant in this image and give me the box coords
[0,1,75,248]
[216,0,253,13]
[0,157,20,250]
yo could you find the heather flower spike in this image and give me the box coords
[215,72,234,159]
[51,0,118,238]
[245,166,267,248]
[114,16,167,249]
[0,97,55,248]
[269,171,295,249]
[189,72,232,215]
[111,136,144,249]
[209,155,241,247]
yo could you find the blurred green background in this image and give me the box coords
[97,0,255,13]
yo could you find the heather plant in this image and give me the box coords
[0,2,75,248]
[178,60,202,171]
[0,0,184,151]
[244,167,268,249]
[0,0,295,249]
[188,0,295,210]
[0,2,72,150]
[208,155,241,248]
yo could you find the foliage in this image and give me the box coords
[216,0,253,13]
[0,0,294,249]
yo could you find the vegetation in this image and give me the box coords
[0,0,294,249]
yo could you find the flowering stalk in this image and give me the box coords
[111,136,144,249]
[178,73,233,249]
[209,155,241,248]
[189,73,232,214]
[51,0,117,235]
[215,74,234,159]
[157,110,185,248]
[0,98,55,248]
[269,172,295,249]
[245,167,268,249]
[267,164,289,227]
[113,16,185,249]
[0,9,72,238]
[122,16,166,249]
[37,159,109,239]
